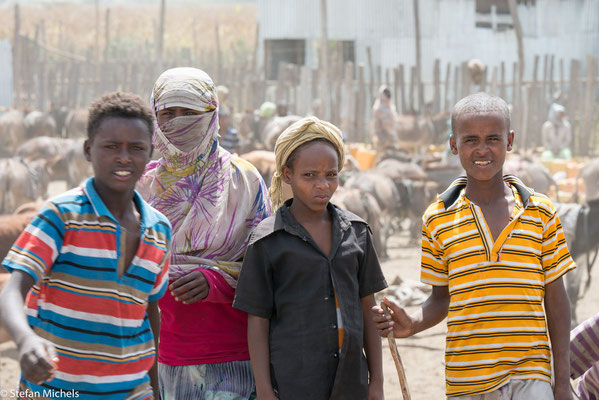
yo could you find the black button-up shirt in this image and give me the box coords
[234,200,388,400]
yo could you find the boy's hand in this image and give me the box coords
[371,297,414,338]
[18,334,58,384]
[169,270,209,304]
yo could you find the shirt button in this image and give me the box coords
[332,324,337,329]
[324,296,329,300]
[333,352,339,358]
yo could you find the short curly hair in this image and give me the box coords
[87,91,154,142]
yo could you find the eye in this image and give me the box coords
[105,144,117,149]
[327,172,338,177]
[304,173,314,177]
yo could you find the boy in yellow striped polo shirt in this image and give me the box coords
[373,92,575,399]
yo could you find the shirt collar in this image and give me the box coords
[275,199,352,236]
[82,177,159,230]
[439,174,533,210]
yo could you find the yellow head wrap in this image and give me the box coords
[270,116,345,209]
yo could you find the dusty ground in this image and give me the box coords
[1,181,598,399]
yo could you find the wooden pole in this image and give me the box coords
[500,61,506,100]
[508,0,524,93]
[567,59,580,155]
[409,65,416,112]
[320,0,330,120]
[342,61,354,140]
[104,8,111,63]
[13,4,21,107]
[367,46,375,104]
[490,66,498,95]
[453,65,459,107]
[444,62,451,111]
[381,302,411,400]
[433,58,440,114]
[157,0,165,69]
[580,55,596,156]
[356,64,366,142]
[398,64,406,114]
[215,23,222,83]
[94,0,100,63]
[412,0,423,113]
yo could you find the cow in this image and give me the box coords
[23,111,57,139]
[332,186,386,258]
[64,108,89,138]
[0,109,26,157]
[0,157,49,213]
[16,136,90,187]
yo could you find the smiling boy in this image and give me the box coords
[373,92,575,400]
[0,92,172,399]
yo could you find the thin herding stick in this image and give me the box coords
[381,302,411,400]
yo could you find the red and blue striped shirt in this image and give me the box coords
[3,178,172,399]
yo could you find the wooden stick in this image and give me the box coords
[381,302,411,400]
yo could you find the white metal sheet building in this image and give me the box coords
[257,0,599,82]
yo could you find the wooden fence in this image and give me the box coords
[8,7,599,156]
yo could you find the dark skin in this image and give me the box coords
[449,111,515,241]
[249,140,384,400]
[372,110,572,399]
[0,116,163,398]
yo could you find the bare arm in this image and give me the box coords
[0,270,57,384]
[247,315,277,400]
[147,301,161,399]
[372,285,450,338]
[361,295,384,400]
[544,276,573,400]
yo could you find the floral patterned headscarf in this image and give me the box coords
[138,67,270,286]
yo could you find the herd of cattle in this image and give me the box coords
[0,106,598,326]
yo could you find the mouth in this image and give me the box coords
[113,170,133,179]
[474,160,491,166]
[314,194,329,201]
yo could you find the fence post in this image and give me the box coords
[433,58,440,114]
[567,59,581,155]
[580,55,596,156]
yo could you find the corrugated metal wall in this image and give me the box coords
[258,0,598,85]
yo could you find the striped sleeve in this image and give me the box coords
[2,202,64,282]
[541,204,575,284]
[149,247,170,302]
[420,220,448,286]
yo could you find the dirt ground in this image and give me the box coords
[1,182,598,399]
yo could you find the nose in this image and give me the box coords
[315,176,329,189]
[116,147,132,164]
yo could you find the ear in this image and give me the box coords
[449,134,458,155]
[83,139,92,162]
[282,165,292,185]
[507,130,515,151]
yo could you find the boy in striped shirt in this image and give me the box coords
[373,92,575,399]
[0,92,172,399]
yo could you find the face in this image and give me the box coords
[84,117,153,197]
[156,106,205,129]
[450,111,514,183]
[282,140,339,215]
